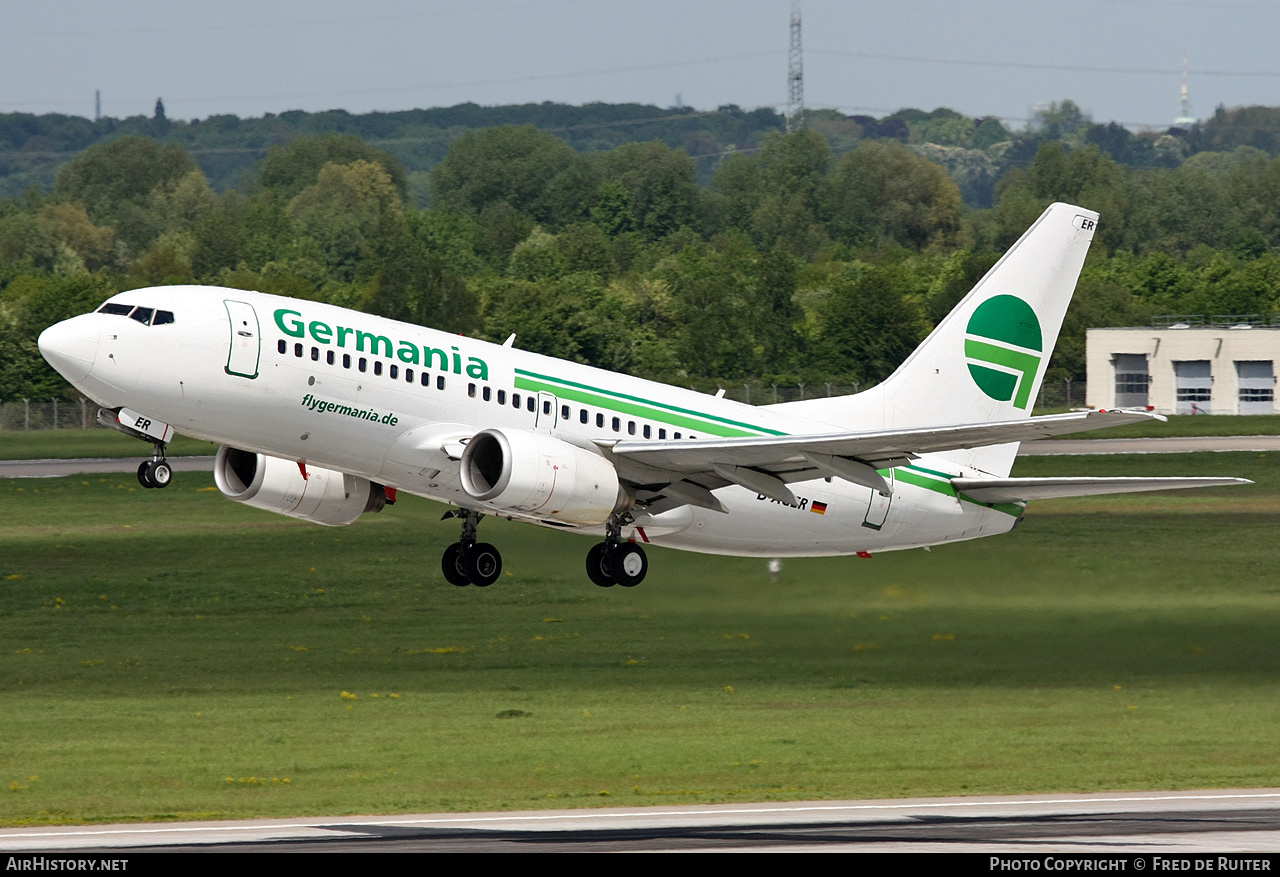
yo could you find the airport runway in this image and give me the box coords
[1020,435,1280,455]
[2,790,1279,853]
[0,455,215,478]
[1,436,1277,480]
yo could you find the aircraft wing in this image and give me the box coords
[950,476,1252,502]
[610,409,1159,474]
[607,409,1167,513]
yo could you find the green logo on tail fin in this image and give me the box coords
[965,295,1042,409]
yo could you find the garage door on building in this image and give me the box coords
[1174,360,1212,414]
[1236,360,1275,414]
[1113,353,1150,408]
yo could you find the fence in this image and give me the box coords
[0,398,99,431]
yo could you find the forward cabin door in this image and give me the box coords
[224,300,261,379]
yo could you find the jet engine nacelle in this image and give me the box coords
[213,446,387,527]
[459,428,629,525]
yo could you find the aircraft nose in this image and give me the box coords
[38,316,100,384]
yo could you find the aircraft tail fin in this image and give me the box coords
[772,202,1099,476]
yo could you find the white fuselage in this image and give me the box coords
[44,286,1021,557]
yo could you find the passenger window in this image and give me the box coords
[437,376,446,390]
[596,413,604,428]
[483,386,491,402]
[326,350,335,365]
[277,340,286,354]
[561,404,570,419]
[528,398,536,413]
[294,343,303,357]
[311,347,320,361]
[643,425,651,439]
[153,310,175,325]
[611,417,620,432]
[129,307,154,325]
[358,358,367,373]
[343,354,351,369]
[497,389,506,405]
[580,409,588,424]
[512,392,521,408]
[468,383,476,398]
[406,368,414,383]
[659,429,667,439]
[374,361,383,376]
[674,432,682,439]
[421,372,430,387]
[389,364,398,379]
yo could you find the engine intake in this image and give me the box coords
[214,446,386,527]
[460,428,628,525]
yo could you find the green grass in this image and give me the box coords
[0,429,214,461]
[0,451,1275,824]
[1059,413,1280,439]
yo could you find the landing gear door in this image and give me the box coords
[224,300,260,379]
[536,392,559,431]
[862,470,894,531]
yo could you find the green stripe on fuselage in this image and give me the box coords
[514,369,782,438]
[888,465,1021,518]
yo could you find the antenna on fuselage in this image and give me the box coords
[503,334,516,348]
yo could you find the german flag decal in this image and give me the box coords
[811,501,828,515]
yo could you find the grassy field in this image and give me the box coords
[0,449,1276,825]
[1053,413,1280,438]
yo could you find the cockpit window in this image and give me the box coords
[129,307,155,326]
[98,303,132,315]
[152,310,175,325]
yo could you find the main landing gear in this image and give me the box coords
[136,443,172,489]
[440,509,502,587]
[584,517,648,588]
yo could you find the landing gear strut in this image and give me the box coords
[136,442,172,489]
[440,509,502,587]
[585,516,648,588]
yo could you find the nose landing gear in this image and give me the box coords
[136,444,172,489]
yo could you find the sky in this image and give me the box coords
[4,0,1280,130]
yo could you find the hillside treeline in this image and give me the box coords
[6,113,1280,402]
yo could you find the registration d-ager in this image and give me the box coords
[38,203,1247,587]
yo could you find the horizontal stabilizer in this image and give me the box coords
[951,476,1252,503]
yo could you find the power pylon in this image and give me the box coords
[786,0,804,132]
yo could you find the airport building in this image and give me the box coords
[1086,316,1280,415]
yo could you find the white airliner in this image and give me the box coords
[37,202,1246,587]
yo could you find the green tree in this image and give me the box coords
[428,126,586,227]
[258,134,407,201]
[53,137,195,226]
[288,160,405,281]
[825,140,963,250]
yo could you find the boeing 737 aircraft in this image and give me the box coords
[37,203,1246,587]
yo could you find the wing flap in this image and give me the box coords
[611,409,1162,474]
[951,476,1252,502]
